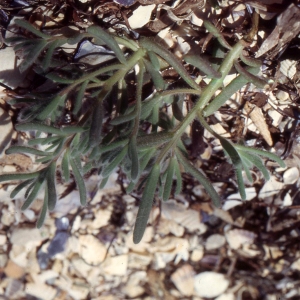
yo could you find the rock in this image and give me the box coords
[4,260,25,279]
[79,235,107,265]
[102,254,128,276]
[205,234,226,250]
[194,272,229,298]
[10,228,43,246]
[171,264,195,296]
[0,234,7,246]
[190,247,204,262]
[161,200,207,233]
[283,167,299,185]
[68,284,89,300]
[123,271,146,298]
[25,282,57,300]
[225,229,257,250]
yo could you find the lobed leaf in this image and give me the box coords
[70,157,87,206]
[133,163,160,244]
[101,145,128,178]
[61,149,70,182]
[110,110,137,125]
[143,58,165,90]
[19,40,48,73]
[5,146,53,157]
[162,157,176,201]
[176,148,221,207]
[37,94,68,121]
[234,144,285,168]
[74,80,89,116]
[204,66,260,116]
[219,138,246,200]
[46,161,57,210]
[128,138,139,180]
[173,158,182,195]
[203,20,232,50]
[234,61,268,89]
[37,185,48,229]
[87,26,126,64]
[184,54,221,78]
[139,37,200,91]
[239,150,270,180]
[15,19,50,39]
[10,179,34,198]
[89,99,104,148]
[21,172,46,210]
[16,122,61,135]
[42,39,66,70]
[0,171,40,182]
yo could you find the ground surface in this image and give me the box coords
[1,0,300,299]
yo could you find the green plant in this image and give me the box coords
[0,19,285,243]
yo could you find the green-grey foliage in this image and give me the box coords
[0,19,285,243]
